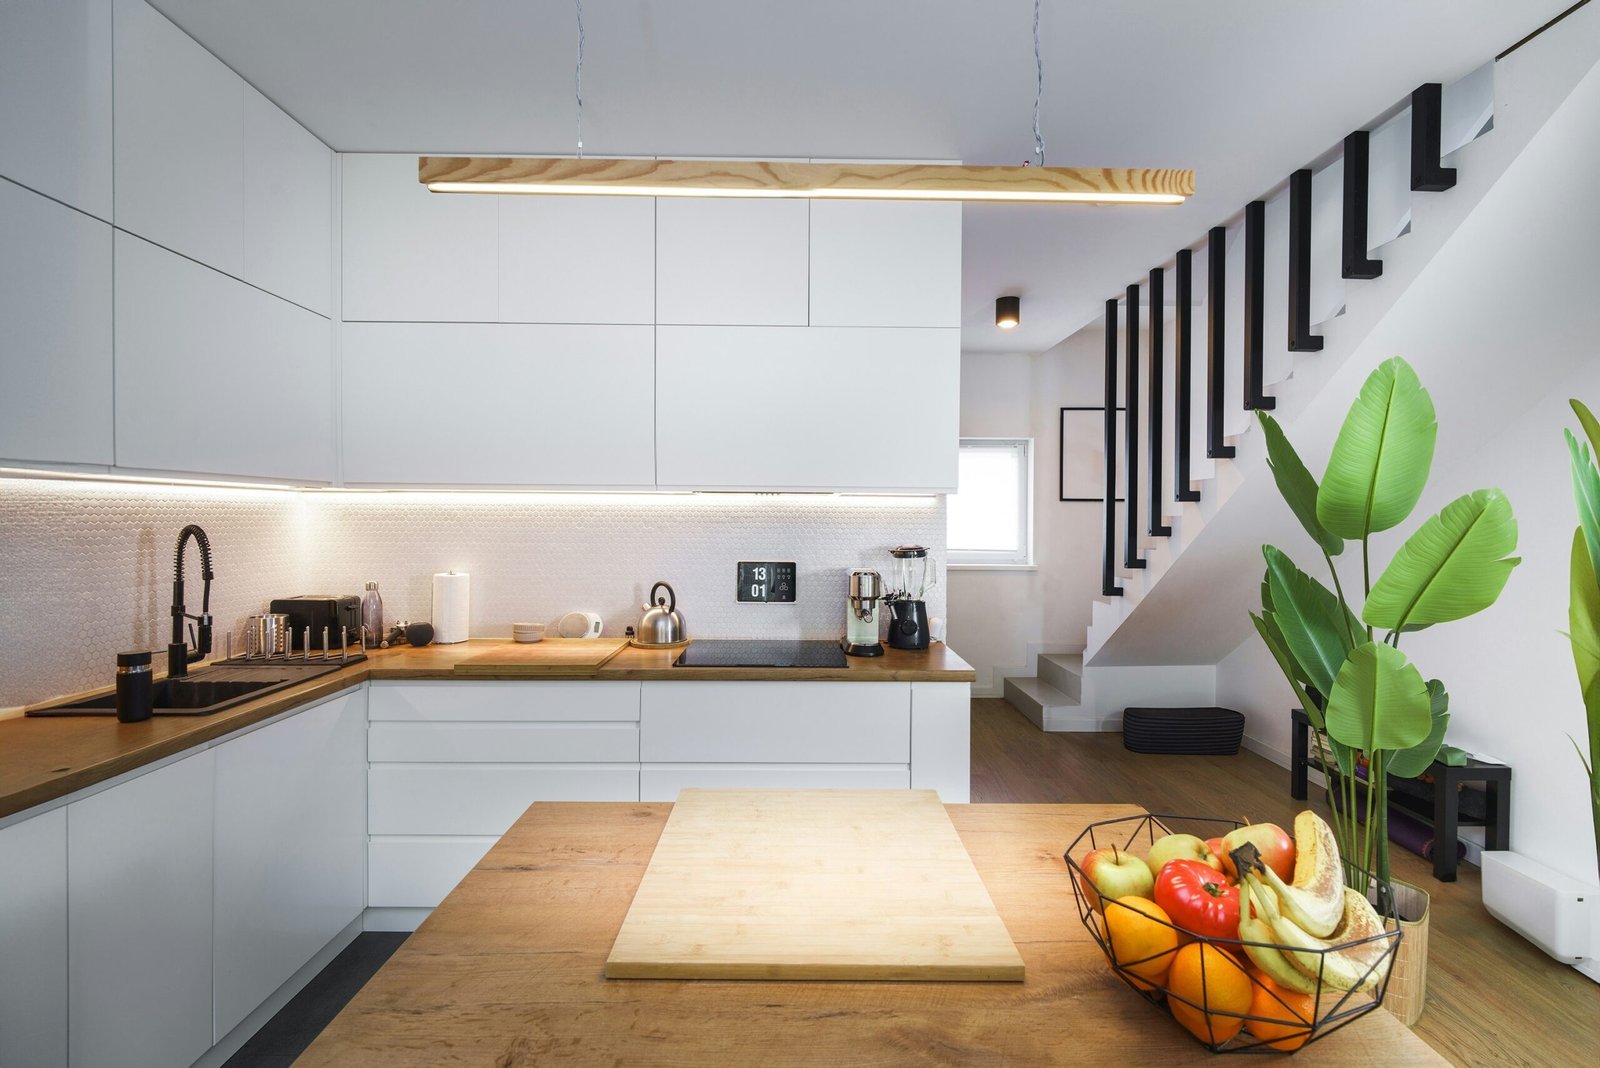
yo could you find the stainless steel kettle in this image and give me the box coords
[637,581,686,645]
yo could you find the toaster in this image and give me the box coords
[270,595,363,651]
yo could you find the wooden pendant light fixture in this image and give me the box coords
[418,156,1193,204]
[428,1,1194,205]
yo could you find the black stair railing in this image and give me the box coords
[1411,82,1458,192]
[1102,298,1123,597]
[1243,200,1274,411]
[1147,267,1172,537]
[1206,226,1235,459]
[1342,131,1385,279]
[1173,249,1200,503]
[1288,170,1325,352]
[1124,285,1146,569]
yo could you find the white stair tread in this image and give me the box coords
[1003,676,1079,708]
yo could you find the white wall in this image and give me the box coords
[1217,46,1600,886]
[0,478,942,709]
[948,331,1108,694]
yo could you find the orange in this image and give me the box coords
[1102,897,1179,990]
[1244,968,1315,1051]
[1166,942,1254,1046]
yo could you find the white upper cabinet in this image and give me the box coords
[656,198,809,325]
[341,322,655,487]
[809,201,961,327]
[0,180,113,465]
[0,0,113,220]
[113,0,246,276]
[68,748,215,1068]
[499,195,655,323]
[213,691,365,1041]
[0,807,68,1068]
[114,233,335,481]
[655,325,960,491]
[244,87,332,315]
[341,153,497,322]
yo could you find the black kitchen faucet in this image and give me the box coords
[169,524,215,678]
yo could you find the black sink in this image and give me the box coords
[26,660,357,717]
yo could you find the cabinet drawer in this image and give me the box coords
[368,681,641,722]
[641,763,910,801]
[640,681,909,763]
[368,836,496,908]
[370,722,638,763]
[369,765,638,835]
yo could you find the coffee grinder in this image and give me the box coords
[887,545,935,651]
[842,569,885,657]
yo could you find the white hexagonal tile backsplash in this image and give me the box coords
[0,479,944,707]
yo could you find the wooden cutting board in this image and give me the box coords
[605,789,1025,981]
[452,637,629,677]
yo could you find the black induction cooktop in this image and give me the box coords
[672,640,848,668]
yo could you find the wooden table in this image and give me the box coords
[298,802,1446,1066]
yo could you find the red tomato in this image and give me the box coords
[1153,859,1241,942]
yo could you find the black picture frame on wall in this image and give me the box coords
[1059,406,1127,502]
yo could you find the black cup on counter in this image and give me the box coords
[116,650,154,723]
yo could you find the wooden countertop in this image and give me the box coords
[0,640,973,820]
[298,802,1446,1066]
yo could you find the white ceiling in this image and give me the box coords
[151,0,1564,354]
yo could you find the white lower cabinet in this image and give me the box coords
[911,682,971,803]
[213,690,366,1040]
[368,836,498,909]
[0,806,68,1068]
[366,680,644,909]
[640,681,910,763]
[641,763,910,800]
[68,748,215,1068]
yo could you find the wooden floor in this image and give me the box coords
[971,697,1600,1068]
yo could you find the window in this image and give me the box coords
[947,438,1033,567]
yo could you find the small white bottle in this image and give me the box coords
[362,580,384,647]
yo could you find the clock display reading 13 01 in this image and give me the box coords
[737,561,797,603]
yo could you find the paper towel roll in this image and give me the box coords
[431,571,470,644]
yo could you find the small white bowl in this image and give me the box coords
[512,622,545,643]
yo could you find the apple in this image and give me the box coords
[1220,822,1296,882]
[1144,833,1223,880]
[1076,845,1155,911]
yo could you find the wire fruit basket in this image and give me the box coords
[1063,813,1401,1054]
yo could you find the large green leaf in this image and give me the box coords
[1388,681,1450,778]
[1568,431,1600,582]
[1317,358,1438,539]
[1572,399,1600,465]
[1568,529,1600,775]
[1251,611,1325,729]
[1263,546,1360,699]
[1259,412,1345,557]
[1324,642,1432,754]
[1363,489,1520,631]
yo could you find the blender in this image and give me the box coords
[886,545,936,651]
[842,569,885,657]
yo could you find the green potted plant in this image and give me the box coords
[1562,400,1600,885]
[1250,357,1520,1023]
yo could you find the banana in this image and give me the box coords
[1247,874,1392,994]
[1238,883,1321,995]
[1249,811,1346,938]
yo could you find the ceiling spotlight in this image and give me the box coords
[996,296,1021,330]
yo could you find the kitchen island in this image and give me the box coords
[299,800,1444,1066]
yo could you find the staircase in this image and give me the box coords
[997,10,1600,727]
[1081,15,1600,671]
